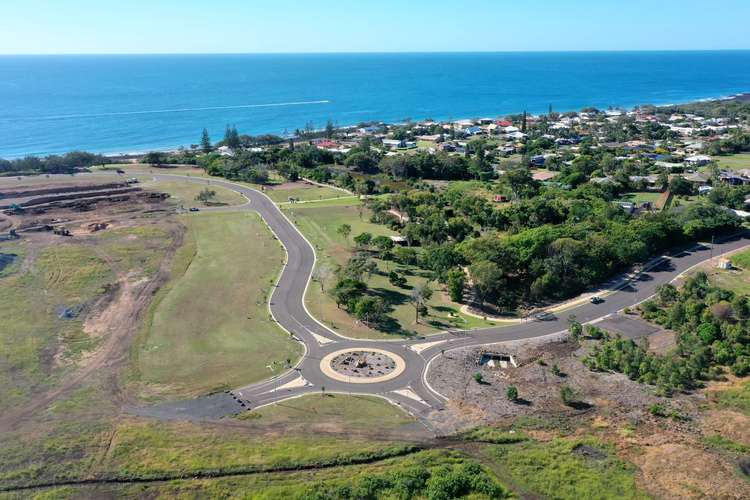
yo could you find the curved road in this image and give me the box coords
[133,174,750,425]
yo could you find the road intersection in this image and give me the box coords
[132,174,750,424]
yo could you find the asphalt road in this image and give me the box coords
[131,174,750,424]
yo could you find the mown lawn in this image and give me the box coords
[135,211,301,400]
[284,201,498,339]
[715,153,750,171]
[622,191,663,204]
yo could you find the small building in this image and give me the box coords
[717,258,732,270]
[685,155,712,167]
[389,235,409,246]
[382,139,404,149]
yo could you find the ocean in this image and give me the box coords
[1,51,749,159]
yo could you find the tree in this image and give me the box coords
[312,265,333,292]
[331,277,366,309]
[388,271,407,288]
[657,284,679,304]
[353,232,373,249]
[560,386,577,407]
[506,385,518,401]
[569,321,583,343]
[353,296,387,327]
[195,187,216,204]
[337,224,352,244]
[224,125,241,150]
[200,128,212,153]
[447,268,466,302]
[325,119,335,139]
[142,151,168,166]
[372,235,394,255]
[473,372,484,384]
[521,111,528,133]
[410,283,433,323]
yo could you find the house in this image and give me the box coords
[618,202,636,214]
[682,172,710,186]
[531,155,546,167]
[217,145,234,157]
[382,139,404,149]
[720,172,750,186]
[493,194,509,203]
[463,126,483,136]
[496,120,513,127]
[685,154,712,167]
[532,171,556,182]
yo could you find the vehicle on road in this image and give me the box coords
[533,312,556,321]
[189,207,200,212]
[590,296,605,304]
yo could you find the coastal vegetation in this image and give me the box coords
[584,273,750,394]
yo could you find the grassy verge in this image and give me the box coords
[135,212,301,400]
[239,393,417,434]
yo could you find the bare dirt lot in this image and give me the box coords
[0,180,182,431]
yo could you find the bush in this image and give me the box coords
[506,385,519,401]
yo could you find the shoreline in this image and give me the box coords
[3,91,749,161]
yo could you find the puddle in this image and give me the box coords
[0,253,17,272]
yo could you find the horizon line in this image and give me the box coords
[2,48,750,57]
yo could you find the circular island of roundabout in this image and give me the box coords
[320,348,406,384]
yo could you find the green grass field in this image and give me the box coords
[284,201,499,339]
[143,178,247,207]
[694,248,750,296]
[28,449,508,499]
[486,437,648,499]
[622,191,663,204]
[262,182,349,203]
[715,153,750,171]
[135,212,301,400]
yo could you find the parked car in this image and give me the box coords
[590,296,604,304]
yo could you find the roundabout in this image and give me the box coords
[320,348,406,384]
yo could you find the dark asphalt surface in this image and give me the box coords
[132,174,750,424]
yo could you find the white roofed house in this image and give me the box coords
[685,155,712,167]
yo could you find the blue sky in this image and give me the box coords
[1,0,749,54]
